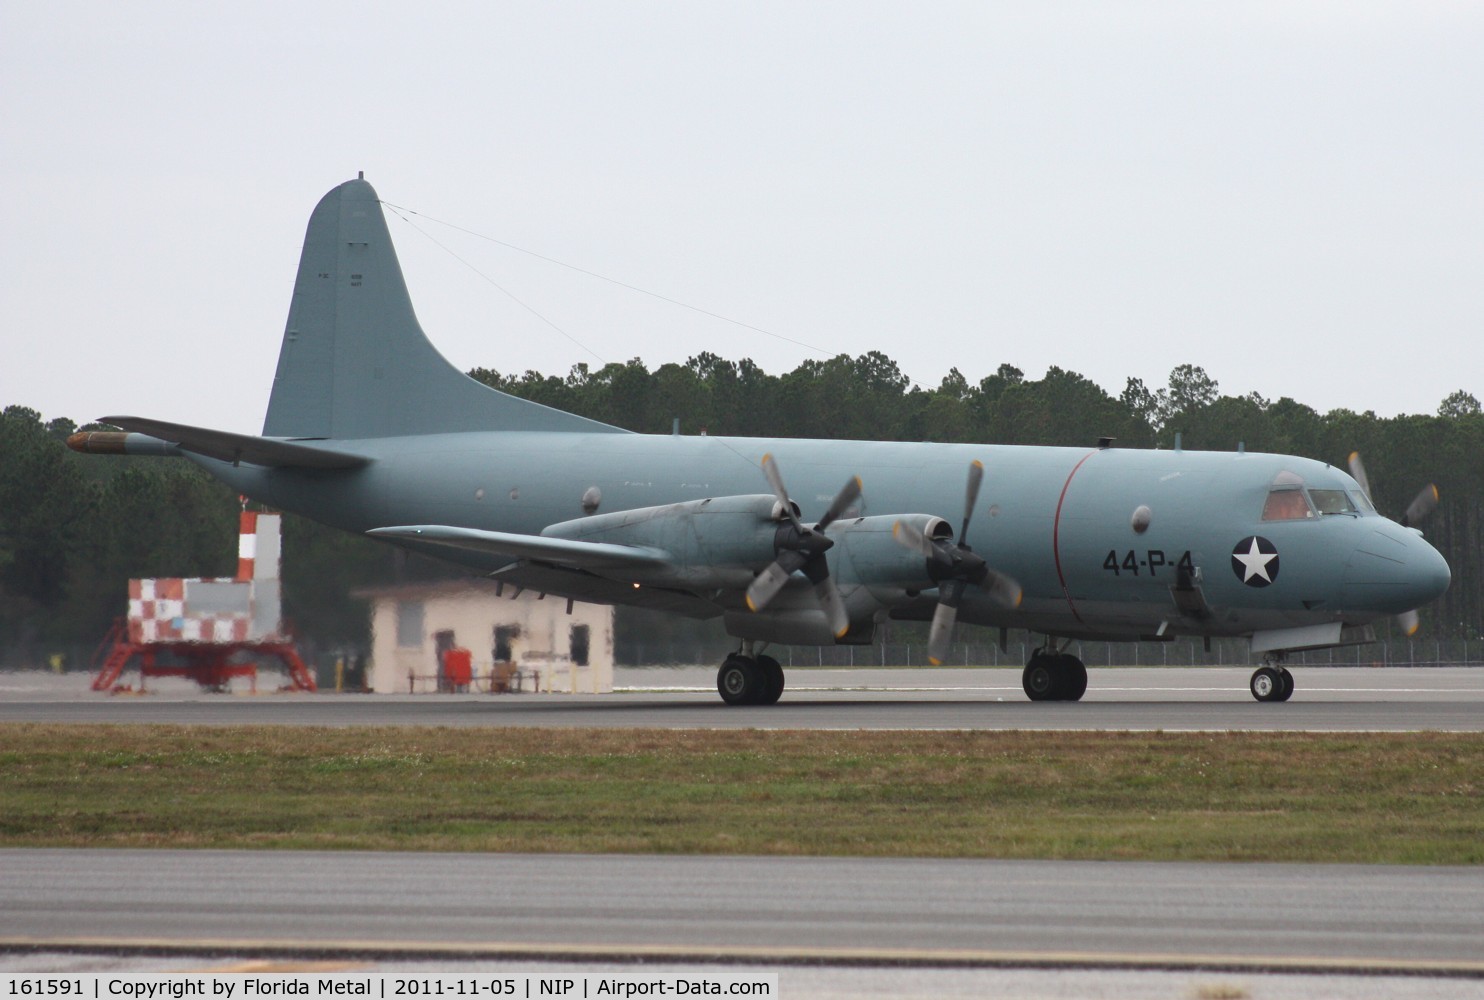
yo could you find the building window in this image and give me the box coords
[570,624,590,667]
[494,624,520,662]
[396,601,425,648]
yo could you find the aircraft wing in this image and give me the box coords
[366,525,671,570]
[491,562,724,618]
[98,416,371,469]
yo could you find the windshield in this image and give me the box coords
[1262,489,1314,521]
[1309,489,1357,515]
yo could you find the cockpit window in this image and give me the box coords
[1352,490,1376,513]
[1262,489,1314,521]
[1309,489,1357,515]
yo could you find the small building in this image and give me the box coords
[359,580,615,694]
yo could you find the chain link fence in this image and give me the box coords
[618,634,1484,669]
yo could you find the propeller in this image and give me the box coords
[744,453,861,638]
[1347,451,1439,637]
[1347,452,1438,529]
[893,460,1022,665]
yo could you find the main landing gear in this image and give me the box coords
[717,647,785,706]
[1022,647,1087,702]
[1249,656,1294,702]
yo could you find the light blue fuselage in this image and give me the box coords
[98,175,1448,656]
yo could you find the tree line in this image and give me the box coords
[2,357,1479,669]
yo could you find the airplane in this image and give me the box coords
[68,176,1452,704]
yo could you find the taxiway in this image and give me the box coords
[4,848,1483,974]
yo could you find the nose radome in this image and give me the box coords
[1344,524,1451,613]
[1412,532,1452,604]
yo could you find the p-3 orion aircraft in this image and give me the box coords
[70,177,1451,704]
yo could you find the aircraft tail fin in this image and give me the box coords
[263,177,624,440]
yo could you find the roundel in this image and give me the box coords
[1231,536,1280,587]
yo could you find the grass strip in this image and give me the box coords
[1,725,1481,863]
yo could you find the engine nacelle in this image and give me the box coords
[828,513,950,603]
[542,494,782,590]
[543,501,953,642]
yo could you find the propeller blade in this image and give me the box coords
[817,475,863,531]
[745,549,807,612]
[892,519,938,559]
[1347,451,1371,499]
[926,587,962,666]
[1349,449,1438,532]
[814,576,850,638]
[961,459,984,541]
[980,568,1024,609]
[1397,608,1421,637]
[1402,484,1439,528]
[760,453,802,530]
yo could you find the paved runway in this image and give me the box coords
[4,848,1483,974]
[6,667,1484,996]
[4,667,1484,730]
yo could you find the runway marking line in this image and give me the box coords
[180,960,373,973]
[618,685,1484,694]
[4,936,1483,979]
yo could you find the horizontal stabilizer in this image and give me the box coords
[367,525,671,570]
[99,416,371,469]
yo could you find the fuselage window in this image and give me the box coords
[1262,489,1314,521]
[1308,489,1357,515]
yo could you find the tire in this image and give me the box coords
[1275,667,1294,702]
[1250,666,1283,702]
[718,656,761,705]
[754,655,785,705]
[1023,658,1057,701]
[1059,655,1088,702]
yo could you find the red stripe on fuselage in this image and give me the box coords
[1051,450,1099,625]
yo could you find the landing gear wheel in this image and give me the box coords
[1023,656,1058,702]
[1275,667,1294,702]
[1024,652,1087,702]
[718,656,762,705]
[1250,665,1286,703]
[754,655,785,705]
[1057,655,1088,702]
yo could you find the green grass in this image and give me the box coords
[2,725,1481,863]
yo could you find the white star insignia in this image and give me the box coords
[1233,537,1277,583]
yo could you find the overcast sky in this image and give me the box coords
[3,2,1480,434]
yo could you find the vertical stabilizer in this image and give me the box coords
[263,178,623,440]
